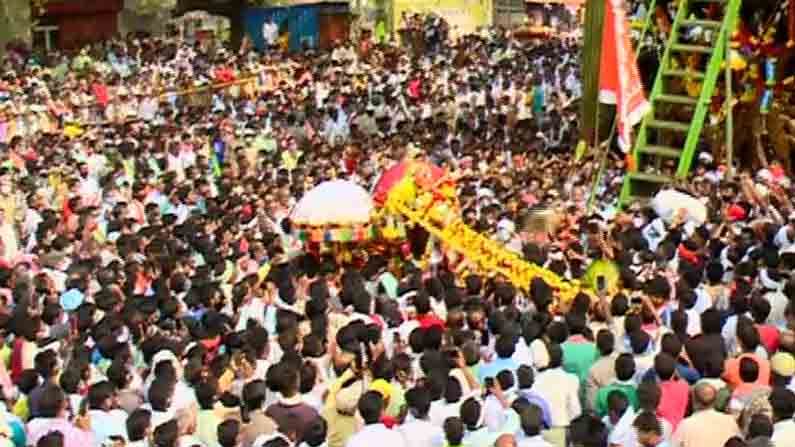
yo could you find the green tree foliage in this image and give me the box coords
[133,0,178,15]
[0,0,33,53]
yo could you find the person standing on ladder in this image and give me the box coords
[262,18,279,53]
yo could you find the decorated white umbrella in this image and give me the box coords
[651,189,708,225]
[290,180,376,242]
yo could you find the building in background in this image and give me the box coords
[244,1,351,52]
[493,0,527,28]
[34,0,125,51]
[525,0,583,30]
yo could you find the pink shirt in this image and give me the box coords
[27,418,94,447]
[658,379,689,430]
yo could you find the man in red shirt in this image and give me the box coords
[751,296,780,354]
[413,292,445,330]
[91,75,109,108]
[214,65,236,84]
[654,353,689,430]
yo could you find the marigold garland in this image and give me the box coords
[381,174,590,305]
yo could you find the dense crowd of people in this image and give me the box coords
[1,5,795,447]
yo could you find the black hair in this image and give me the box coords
[153,419,179,447]
[443,417,465,446]
[633,410,662,436]
[700,309,723,335]
[748,413,774,439]
[520,404,545,437]
[703,352,725,378]
[269,361,300,397]
[750,296,772,325]
[614,353,636,382]
[496,369,514,391]
[654,353,676,381]
[405,386,432,419]
[107,357,131,390]
[357,390,385,425]
[546,321,569,344]
[302,417,327,447]
[660,333,683,358]
[624,315,642,335]
[444,376,463,403]
[607,390,630,417]
[636,381,662,412]
[517,365,534,390]
[629,330,651,355]
[565,313,587,335]
[87,380,116,410]
[460,397,482,430]
[127,408,152,442]
[769,387,795,421]
[596,329,614,357]
[36,431,64,447]
[670,310,688,336]
[217,419,241,447]
[737,317,761,352]
[34,349,59,379]
[610,294,629,316]
[300,361,318,394]
[242,379,268,422]
[739,356,760,384]
[38,384,66,418]
[195,379,218,410]
[495,334,516,359]
[147,377,174,412]
[547,343,563,369]
[18,369,41,394]
[567,414,608,447]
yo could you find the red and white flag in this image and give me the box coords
[599,0,650,151]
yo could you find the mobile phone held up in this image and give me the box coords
[596,275,606,294]
[483,377,495,397]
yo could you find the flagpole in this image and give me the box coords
[586,0,654,212]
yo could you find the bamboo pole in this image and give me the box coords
[725,23,734,177]
[580,0,606,147]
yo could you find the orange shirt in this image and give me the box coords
[723,352,770,389]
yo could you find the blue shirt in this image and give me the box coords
[516,389,553,428]
[642,364,701,385]
[478,357,519,384]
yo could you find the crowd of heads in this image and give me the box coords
[1,4,795,447]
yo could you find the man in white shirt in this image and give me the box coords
[460,392,520,447]
[774,218,795,252]
[262,20,278,49]
[484,370,519,432]
[346,391,405,447]
[235,292,267,332]
[531,344,581,428]
[604,392,637,447]
[397,387,443,447]
[86,381,128,447]
[771,387,795,447]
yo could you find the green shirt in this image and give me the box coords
[595,382,639,417]
[562,338,599,384]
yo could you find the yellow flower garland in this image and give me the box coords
[382,174,587,305]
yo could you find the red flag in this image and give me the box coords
[599,0,650,151]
